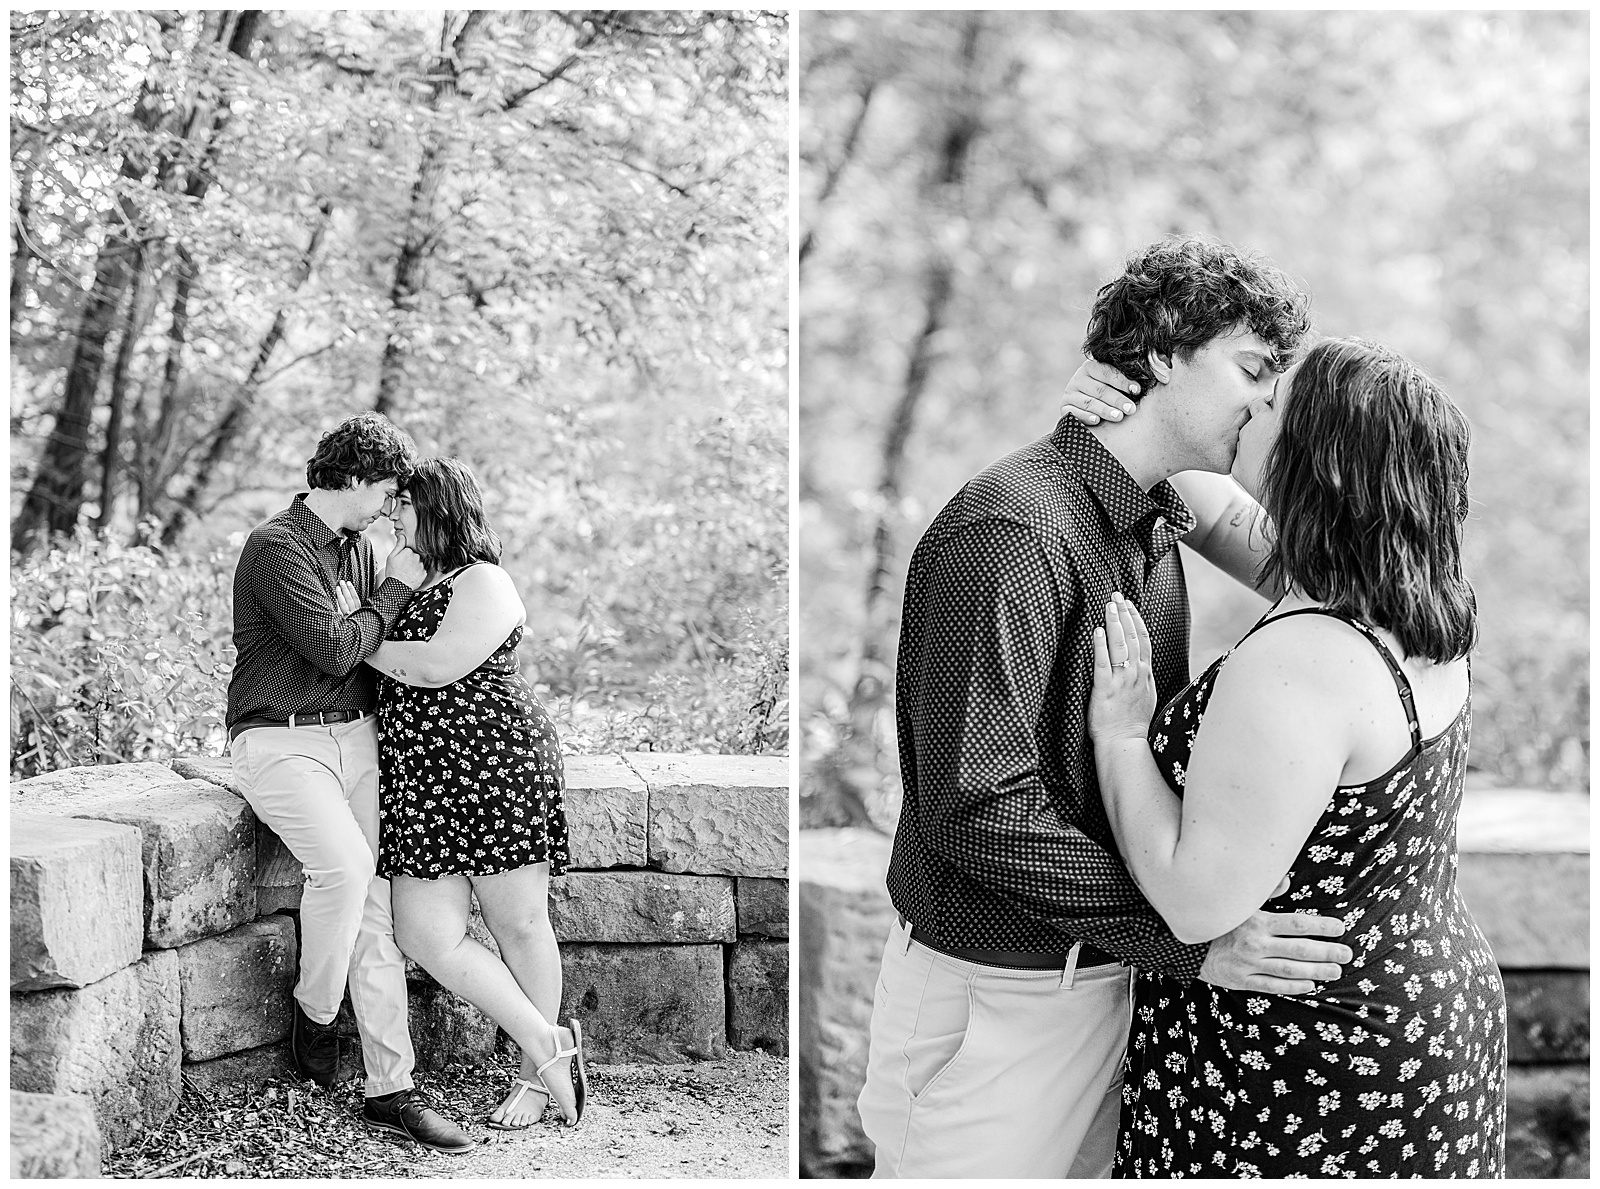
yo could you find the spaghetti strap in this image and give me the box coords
[1240,608,1423,751]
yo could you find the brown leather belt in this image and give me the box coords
[902,915,1120,971]
[229,709,370,741]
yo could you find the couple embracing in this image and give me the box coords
[858,238,1507,1178]
[226,415,586,1153]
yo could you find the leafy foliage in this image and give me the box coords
[10,532,233,775]
[800,11,1588,826]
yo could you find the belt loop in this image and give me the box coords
[898,915,913,955]
[1061,941,1082,990]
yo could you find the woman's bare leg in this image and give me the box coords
[390,873,574,1120]
[474,862,565,1126]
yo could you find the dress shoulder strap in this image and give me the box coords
[1241,608,1422,751]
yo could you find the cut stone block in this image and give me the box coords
[11,762,181,803]
[255,828,304,904]
[177,917,297,1062]
[259,887,302,916]
[10,776,257,950]
[1503,970,1589,1063]
[564,754,648,868]
[182,1041,295,1096]
[1506,1065,1589,1179]
[551,871,736,943]
[729,939,789,1055]
[798,827,895,1175]
[629,753,788,877]
[1458,852,1588,969]
[11,948,182,1153]
[11,812,143,991]
[559,943,726,1063]
[10,1090,101,1178]
[409,977,502,1071]
[169,754,238,792]
[737,877,789,938]
[1458,788,1588,969]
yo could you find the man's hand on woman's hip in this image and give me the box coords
[1199,904,1353,996]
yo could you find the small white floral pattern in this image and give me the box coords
[376,574,570,879]
[1116,613,1506,1179]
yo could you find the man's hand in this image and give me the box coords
[384,543,427,589]
[1200,900,1353,996]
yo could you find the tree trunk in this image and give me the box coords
[160,199,332,546]
[11,165,37,345]
[374,10,487,416]
[136,247,196,530]
[92,251,151,531]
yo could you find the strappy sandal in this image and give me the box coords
[534,1018,589,1128]
[485,1077,550,1131]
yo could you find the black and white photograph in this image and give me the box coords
[798,10,1587,1180]
[10,10,788,1178]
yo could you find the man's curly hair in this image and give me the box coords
[1083,236,1313,397]
[305,413,418,490]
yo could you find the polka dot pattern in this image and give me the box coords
[376,569,570,879]
[885,418,1207,974]
[1118,608,1507,1178]
[229,494,412,725]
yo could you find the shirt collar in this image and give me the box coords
[287,493,355,553]
[1049,418,1196,543]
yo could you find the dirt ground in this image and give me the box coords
[105,1051,789,1179]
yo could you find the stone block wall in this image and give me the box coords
[798,788,1590,1179]
[9,752,789,1168]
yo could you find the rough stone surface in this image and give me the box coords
[1506,1065,1589,1179]
[409,977,502,1070]
[551,871,736,943]
[11,811,143,991]
[1458,851,1588,968]
[258,887,303,916]
[11,762,181,803]
[169,754,238,793]
[11,948,182,1153]
[737,877,789,938]
[10,1090,101,1179]
[559,943,727,1063]
[728,939,789,1055]
[1503,970,1589,1063]
[255,827,304,907]
[11,771,259,949]
[630,753,788,877]
[182,1041,296,1095]
[564,754,649,868]
[177,916,297,1062]
[798,827,895,1176]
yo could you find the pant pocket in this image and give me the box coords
[905,978,976,1103]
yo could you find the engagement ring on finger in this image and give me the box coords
[1111,660,1130,669]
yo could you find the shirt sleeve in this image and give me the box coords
[907,517,1206,979]
[245,535,393,678]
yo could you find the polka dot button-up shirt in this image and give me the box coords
[886,417,1208,977]
[227,494,413,727]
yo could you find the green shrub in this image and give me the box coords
[10,532,234,776]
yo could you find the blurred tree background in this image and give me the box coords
[800,10,1587,830]
[11,9,788,775]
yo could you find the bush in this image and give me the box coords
[10,532,234,776]
[10,531,788,777]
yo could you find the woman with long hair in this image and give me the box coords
[1079,338,1505,1176]
[352,457,586,1132]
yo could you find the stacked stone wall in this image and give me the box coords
[10,752,789,1171]
[799,788,1590,1178]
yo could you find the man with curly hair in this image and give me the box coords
[856,238,1354,1177]
[227,413,473,1153]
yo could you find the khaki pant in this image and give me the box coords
[857,916,1131,1179]
[230,717,414,1096]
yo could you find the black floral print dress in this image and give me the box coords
[376,566,569,879]
[1117,608,1506,1179]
